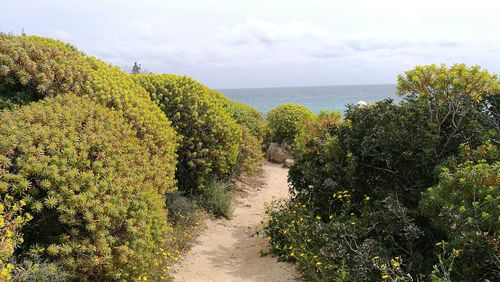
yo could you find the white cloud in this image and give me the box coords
[217,17,329,45]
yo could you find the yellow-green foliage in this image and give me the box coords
[0,196,31,281]
[0,95,175,280]
[267,104,315,145]
[225,101,266,175]
[228,101,268,141]
[237,126,264,176]
[133,74,241,192]
[0,34,89,108]
[0,34,179,195]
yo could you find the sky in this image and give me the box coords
[1,0,499,88]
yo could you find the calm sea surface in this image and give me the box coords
[218,84,399,114]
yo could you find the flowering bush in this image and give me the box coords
[0,95,176,280]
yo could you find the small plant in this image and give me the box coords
[196,180,233,219]
[11,255,72,282]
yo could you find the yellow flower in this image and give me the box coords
[316,262,322,266]
[391,259,400,268]
[316,215,321,220]
[382,274,390,279]
[452,248,461,256]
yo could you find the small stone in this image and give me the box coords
[284,159,295,168]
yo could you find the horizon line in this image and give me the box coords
[216,82,396,91]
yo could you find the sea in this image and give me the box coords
[218,84,400,114]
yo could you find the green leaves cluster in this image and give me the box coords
[133,74,242,192]
[0,95,173,280]
[267,104,315,145]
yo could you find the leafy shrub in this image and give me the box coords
[420,161,499,280]
[0,34,179,195]
[289,100,437,216]
[0,95,175,280]
[0,34,89,109]
[234,126,264,176]
[228,101,268,140]
[196,180,233,219]
[264,191,423,281]
[397,63,499,158]
[267,104,315,145]
[133,74,241,192]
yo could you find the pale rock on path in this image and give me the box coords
[173,161,301,282]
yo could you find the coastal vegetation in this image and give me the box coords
[263,64,499,281]
[0,34,264,280]
[0,33,498,281]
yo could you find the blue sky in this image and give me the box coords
[1,0,499,88]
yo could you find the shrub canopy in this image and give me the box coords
[133,74,242,192]
[0,34,179,194]
[227,101,268,141]
[267,104,315,145]
[0,95,174,280]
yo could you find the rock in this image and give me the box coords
[284,159,295,168]
[266,143,292,163]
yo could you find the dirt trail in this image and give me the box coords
[173,161,300,282]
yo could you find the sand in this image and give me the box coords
[173,161,301,282]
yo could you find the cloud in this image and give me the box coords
[217,17,329,45]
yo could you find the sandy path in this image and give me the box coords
[173,161,300,282]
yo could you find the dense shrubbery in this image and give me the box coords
[133,74,242,193]
[267,104,315,145]
[228,101,268,141]
[0,95,176,280]
[0,34,264,280]
[0,34,179,195]
[265,64,500,281]
[226,101,266,175]
[0,34,89,109]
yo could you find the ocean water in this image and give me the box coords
[218,84,399,114]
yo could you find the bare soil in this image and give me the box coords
[173,161,300,282]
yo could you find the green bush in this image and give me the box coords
[420,160,499,281]
[228,101,268,141]
[267,104,315,145]
[0,34,89,109]
[264,195,422,281]
[0,34,179,195]
[133,74,241,193]
[0,95,175,280]
[234,126,264,176]
[225,101,266,175]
